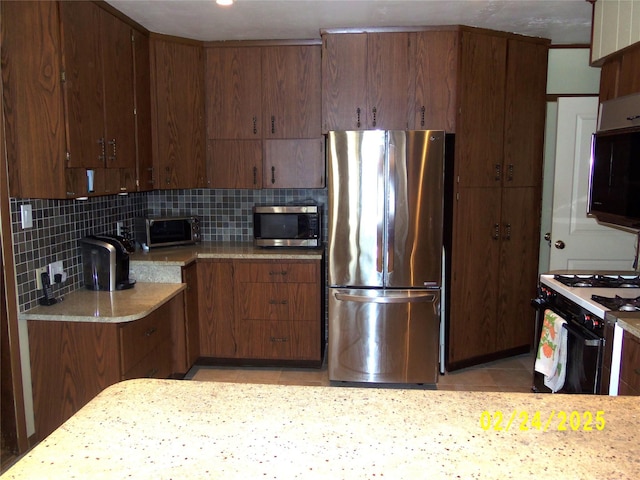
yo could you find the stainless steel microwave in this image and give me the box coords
[134,216,201,248]
[253,205,322,247]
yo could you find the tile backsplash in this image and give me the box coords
[11,188,327,312]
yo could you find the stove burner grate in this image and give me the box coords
[554,274,640,288]
[591,294,640,312]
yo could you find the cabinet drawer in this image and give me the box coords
[234,261,317,283]
[237,320,320,360]
[119,309,171,374]
[122,338,173,380]
[237,283,318,321]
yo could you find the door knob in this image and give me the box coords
[544,232,551,247]
[555,240,566,249]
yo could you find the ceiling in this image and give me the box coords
[105,0,594,45]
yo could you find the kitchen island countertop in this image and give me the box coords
[2,378,639,479]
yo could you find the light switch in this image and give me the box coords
[20,204,33,229]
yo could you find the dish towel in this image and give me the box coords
[534,309,568,393]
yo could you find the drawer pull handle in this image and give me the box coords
[145,368,159,378]
[145,327,157,337]
[270,336,288,343]
[269,299,288,305]
[269,270,288,276]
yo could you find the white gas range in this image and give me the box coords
[534,271,640,395]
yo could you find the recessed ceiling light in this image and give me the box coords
[216,0,234,6]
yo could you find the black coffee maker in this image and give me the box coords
[80,235,136,291]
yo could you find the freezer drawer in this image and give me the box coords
[329,288,440,384]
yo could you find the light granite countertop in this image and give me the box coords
[2,378,639,479]
[609,311,640,338]
[129,241,325,266]
[18,282,185,323]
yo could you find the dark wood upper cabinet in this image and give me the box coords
[132,29,154,191]
[205,47,262,139]
[2,0,68,198]
[150,37,206,189]
[262,45,321,139]
[2,1,145,198]
[411,30,459,132]
[205,42,323,189]
[455,31,507,188]
[322,32,410,131]
[503,38,548,188]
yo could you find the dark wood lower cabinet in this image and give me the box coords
[619,330,640,396]
[27,293,183,440]
[197,258,324,365]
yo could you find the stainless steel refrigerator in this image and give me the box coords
[328,130,444,384]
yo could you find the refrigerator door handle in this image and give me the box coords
[334,291,437,304]
[376,138,385,274]
[387,136,396,275]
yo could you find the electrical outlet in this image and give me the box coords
[117,221,124,236]
[35,267,47,290]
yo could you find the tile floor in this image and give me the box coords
[186,352,536,393]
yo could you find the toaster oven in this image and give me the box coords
[134,216,201,248]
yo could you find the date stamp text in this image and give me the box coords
[479,410,605,432]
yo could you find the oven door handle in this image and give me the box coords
[562,321,603,347]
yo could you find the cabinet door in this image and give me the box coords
[618,46,640,97]
[100,9,136,170]
[205,47,262,139]
[322,33,368,131]
[412,30,458,132]
[263,138,325,188]
[132,29,154,191]
[366,32,410,130]
[503,39,547,188]
[262,45,321,138]
[59,1,105,169]
[2,0,67,198]
[455,31,506,187]
[151,38,206,189]
[197,261,236,357]
[183,262,200,368]
[619,331,640,396]
[207,140,262,189]
[495,187,540,352]
[448,187,501,367]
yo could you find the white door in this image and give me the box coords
[548,97,636,271]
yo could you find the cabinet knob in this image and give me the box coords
[271,166,276,184]
[503,223,511,240]
[420,106,426,127]
[372,107,377,128]
[271,115,275,134]
[108,138,117,162]
[356,108,361,128]
[144,327,157,337]
[98,138,106,162]
[494,164,501,181]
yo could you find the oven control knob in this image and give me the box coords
[581,314,598,330]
